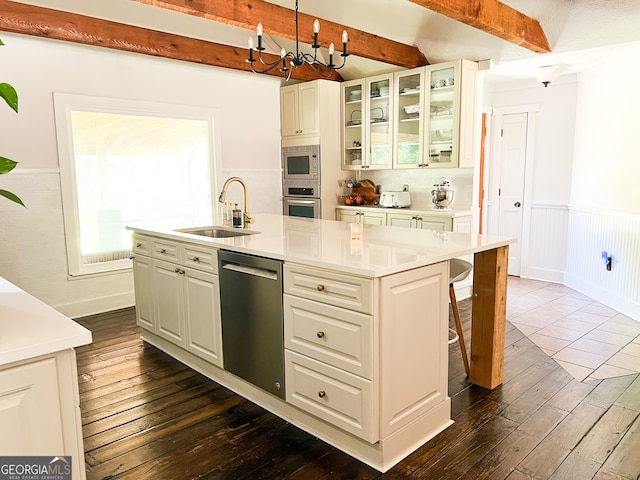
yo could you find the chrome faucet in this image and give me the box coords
[218,177,254,228]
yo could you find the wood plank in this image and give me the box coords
[0,0,330,82]
[597,414,640,480]
[134,0,428,69]
[573,405,639,463]
[409,0,551,53]
[470,245,509,389]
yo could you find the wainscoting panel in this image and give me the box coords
[565,207,640,320]
[522,204,569,282]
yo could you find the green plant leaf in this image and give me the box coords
[0,39,4,46]
[0,83,18,113]
[0,156,18,175]
[0,189,25,207]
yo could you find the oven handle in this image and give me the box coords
[284,198,319,205]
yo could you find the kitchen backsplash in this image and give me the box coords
[342,168,474,210]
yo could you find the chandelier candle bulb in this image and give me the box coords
[256,23,264,50]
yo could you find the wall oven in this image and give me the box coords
[283,196,321,219]
[282,144,322,219]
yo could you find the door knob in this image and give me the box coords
[514,201,521,207]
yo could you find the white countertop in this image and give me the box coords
[128,214,515,277]
[0,277,92,366]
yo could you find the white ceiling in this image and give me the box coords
[14,0,640,87]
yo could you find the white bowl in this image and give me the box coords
[403,104,420,115]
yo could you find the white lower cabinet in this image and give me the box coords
[336,209,387,225]
[131,234,223,368]
[0,351,87,480]
[387,211,450,230]
[283,261,450,447]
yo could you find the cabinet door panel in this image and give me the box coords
[0,358,64,455]
[379,263,448,438]
[184,269,222,367]
[280,86,299,137]
[298,82,319,135]
[133,256,155,331]
[154,260,185,345]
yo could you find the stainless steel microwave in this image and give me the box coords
[282,145,320,181]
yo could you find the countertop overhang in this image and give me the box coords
[0,277,92,366]
[127,214,515,278]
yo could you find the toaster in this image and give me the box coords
[379,191,411,208]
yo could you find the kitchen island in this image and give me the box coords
[0,277,92,480]
[128,214,514,472]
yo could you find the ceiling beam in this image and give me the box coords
[0,0,337,81]
[409,0,551,54]
[133,0,429,68]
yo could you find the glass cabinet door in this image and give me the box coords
[366,74,393,169]
[342,79,365,170]
[425,62,459,168]
[394,68,424,168]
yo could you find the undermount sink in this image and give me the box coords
[174,226,259,238]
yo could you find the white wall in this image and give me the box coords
[484,47,640,320]
[0,33,283,316]
[565,51,640,319]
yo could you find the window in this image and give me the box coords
[54,94,218,276]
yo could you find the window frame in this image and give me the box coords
[53,93,219,277]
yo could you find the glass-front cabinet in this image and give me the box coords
[342,73,393,170]
[394,67,425,168]
[424,62,459,168]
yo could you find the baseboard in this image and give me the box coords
[564,273,640,322]
[520,266,565,284]
[55,292,135,319]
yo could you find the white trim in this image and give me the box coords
[10,169,61,174]
[564,273,640,322]
[53,92,220,277]
[55,291,135,319]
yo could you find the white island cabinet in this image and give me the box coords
[0,277,92,480]
[128,214,514,472]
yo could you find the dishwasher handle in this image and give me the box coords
[221,262,279,281]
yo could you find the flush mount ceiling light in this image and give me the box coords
[246,0,349,81]
[533,64,566,87]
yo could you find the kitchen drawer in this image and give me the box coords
[284,295,372,379]
[153,238,181,262]
[132,234,152,256]
[285,350,376,443]
[284,263,373,314]
[184,244,218,274]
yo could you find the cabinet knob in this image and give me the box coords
[136,243,142,248]
[190,256,200,262]
[317,331,325,338]
[160,248,167,254]
[316,284,325,292]
[175,267,181,273]
[318,391,326,398]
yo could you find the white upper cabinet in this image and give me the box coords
[341,73,394,170]
[280,82,320,138]
[391,60,479,169]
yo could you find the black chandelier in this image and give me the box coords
[246,0,349,81]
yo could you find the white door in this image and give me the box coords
[497,113,527,275]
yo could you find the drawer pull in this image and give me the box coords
[317,331,325,338]
[174,268,185,275]
[318,391,326,398]
[160,248,167,254]
[175,267,181,273]
[317,284,325,292]
[190,256,200,262]
[136,243,142,248]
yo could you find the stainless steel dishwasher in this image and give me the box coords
[218,250,285,399]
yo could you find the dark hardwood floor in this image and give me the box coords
[74,301,640,480]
